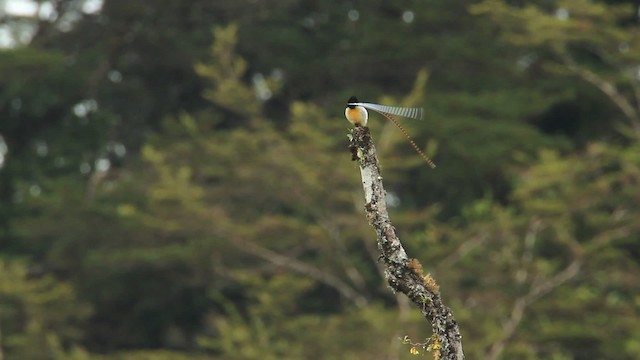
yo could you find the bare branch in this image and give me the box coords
[436,235,488,274]
[559,51,640,131]
[232,239,369,308]
[626,67,640,116]
[485,259,582,360]
[349,126,464,360]
[515,220,542,285]
[317,217,369,293]
[585,224,634,254]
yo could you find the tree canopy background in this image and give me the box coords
[0,0,639,359]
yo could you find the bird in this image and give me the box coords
[345,96,369,127]
[345,96,436,168]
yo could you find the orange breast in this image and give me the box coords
[345,106,368,127]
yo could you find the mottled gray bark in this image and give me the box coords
[349,126,464,360]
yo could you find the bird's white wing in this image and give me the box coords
[348,102,423,120]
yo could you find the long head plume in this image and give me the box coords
[347,100,435,168]
[347,101,423,121]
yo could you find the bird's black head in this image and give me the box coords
[347,96,358,109]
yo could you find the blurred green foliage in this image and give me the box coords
[0,0,639,359]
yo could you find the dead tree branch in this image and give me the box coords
[348,126,464,360]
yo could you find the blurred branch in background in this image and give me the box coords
[558,50,640,132]
[486,259,582,360]
[232,237,369,308]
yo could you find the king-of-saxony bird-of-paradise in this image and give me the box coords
[345,96,436,169]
